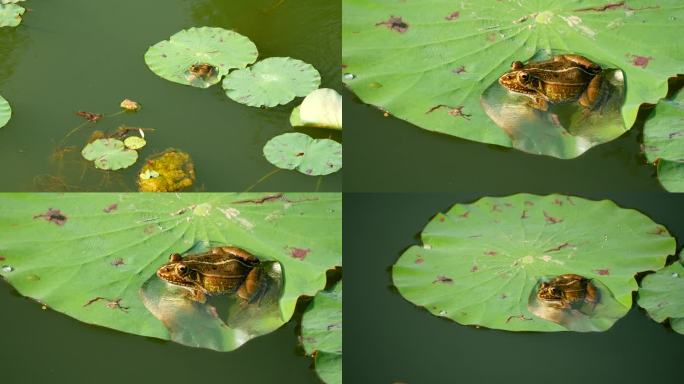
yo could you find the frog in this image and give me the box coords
[156,246,264,304]
[187,63,216,80]
[498,54,604,111]
[536,273,598,310]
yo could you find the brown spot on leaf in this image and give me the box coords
[433,275,453,284]
[83,297,129,312]
[486,32,498,42]
[649,226,668,236]
[452,65,466,74]
[103,203,118,213]
[484,251,498,256]
[289,247,311,260]
[500,293,508,299]
[425,104,471,120]
[445,11,460,21]
[574,1,658,12]
[111,258,124,267]
[629,54,653,68]
[470,265,478,272]
[438,216,445,222]
[521,210,529,219]
[415,256,424,264]
[524,201,534,206]
[375,15,409,33]
[143,224,157,234]
[506,314,532,323]
[543,211,563,224]
[595,268,610,276]
[232,193,318,205]
[544,242,571,253]
[0,256,5,261]
[33,208,67,225]
[491,204,501,212]
[459,210,470,218]
[553,199,563,206]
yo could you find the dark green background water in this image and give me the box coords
[344,89,666,192]
[0,0,341,192]
[344,193,683,383]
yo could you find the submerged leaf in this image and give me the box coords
[643,87,684,192]
[637,251,684,335]
[137,149,195,192]
[222,57,321,107]
[81,138,138,170]
[301,281,342,384]
[0,94,11,128]
[263,133,342,176]
[392,194,675,332]
[144,27,258,88]
[0,193,342,351]
[343,0,684,158]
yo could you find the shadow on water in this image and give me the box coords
[0,27,29,85]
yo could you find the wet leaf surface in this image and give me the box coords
[343,0,684,158]
[301,281,342,384]
[222,57,321,107]
[637,251,684,335]
[144,27,258,88]
[0,193,342,350]
[0,93,10,128]
[643,87,684,191]
[392,194,675,332]
[263,133,342,176]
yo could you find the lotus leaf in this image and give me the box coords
[263,133,342,176]
[301,281,342,384]
[81,138,138,171]
[123,136,146,150]
[0,193,342,351]
[291,88,343,130]
[643,87,684,192]
[222,57,321,107]
[0,0,24,27]
[0,94,10,128]
[137,149,195,192]
[393,194,675,332]
[144,27,258,88]
[637,251,684,335]
[343,0,684,159]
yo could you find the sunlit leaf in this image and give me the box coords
[291,88,343,130]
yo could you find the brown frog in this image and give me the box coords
[498,54,604,111]
[156,246,263,303]
[537,274,598,310]
[188,63,216,80]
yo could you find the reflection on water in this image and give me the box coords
[528,274,626,332]
[0,27,29,84]
[140,241,284,351]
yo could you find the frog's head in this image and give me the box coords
[156,253,201,289]
[498,61,543,96]
[537,281,564,302]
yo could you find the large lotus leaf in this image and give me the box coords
[81,138,138,171]
[0,193,342,351]
[392,194,675,332]
[144,27,258,88]
[0,94,10,128]
[301,281,342,384]
[643,87,684,192]
[343,0,684,159]
[0,1,24,28]
[637,253,684,335]
[222,57,321,107]
[263,133,342,176]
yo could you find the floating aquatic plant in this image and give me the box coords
[81,138,138,171]
[290,88,342,130]
[223,57,321,107]
[301,281,342,384]
[137,149,195,192]
[0,93,10,128]
[263,133,342,176]
[637,251,684,335]
[392,194,675,332]
[0,0,26,28]
[643,86,684,192]
[144,27,258,88]
[120,99,141,112]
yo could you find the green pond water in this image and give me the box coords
[0,0,341,192]
[344,193,684,383]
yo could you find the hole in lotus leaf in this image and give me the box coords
[222,57,321,107]
[263,132,342,176]
[137,149,195,192]
[144,27,258,89]
[0,1,25,28]
[81,138,138,171]
[480,53,626,158]
[140,241,284,351]
[0,93,10,128]
[527,274,625,332]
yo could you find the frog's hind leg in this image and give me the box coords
[579,73,605,110]
[237,268,266,304]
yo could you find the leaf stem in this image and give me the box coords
[244,168,281,192]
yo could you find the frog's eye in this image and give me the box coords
[518,72,530,82]
[176,264,188,275]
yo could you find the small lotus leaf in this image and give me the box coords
[643,87,684,192]
[0,1,24,27]
[223,57,321,107]
[637,252,684,335]
[82,138,138,170]
[144,27,258,88]
[393,194,676,332]
[291,88,343,130]
[0,94,10,128]
[263,133,342,176]
[301,281,342,384]
[124,136,146,150]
